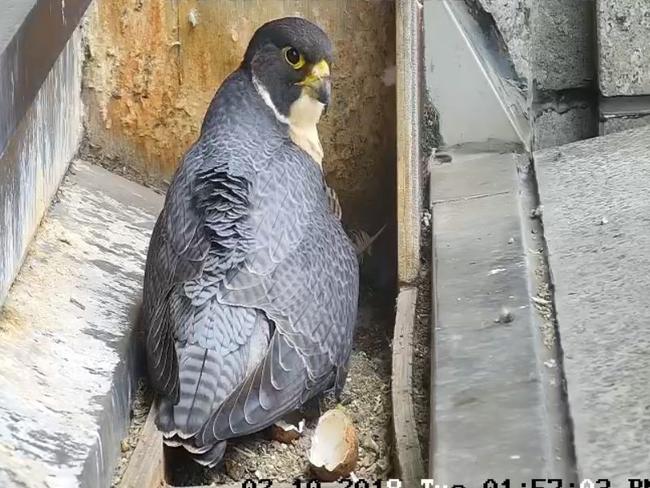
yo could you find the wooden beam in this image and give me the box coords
[396,0,424,284]
[119,405,165,488]
[391,287,426,485]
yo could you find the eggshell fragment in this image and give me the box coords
[270,419,304,443]
[308,409,359,481]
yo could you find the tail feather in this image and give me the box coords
[201,332,333,443]
[173,345,220,436]
[193,441,227,467]
[154,319,271,465]
[154,345,228,464]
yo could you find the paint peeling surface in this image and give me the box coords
[0,161,163,488]
[0,28,83,307]
[82,0,396,231]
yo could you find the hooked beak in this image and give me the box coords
[297,59,331,107]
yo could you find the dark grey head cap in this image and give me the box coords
[242,17,334,68]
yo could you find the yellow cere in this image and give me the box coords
[298,59,330,87]
[311,59,330,78]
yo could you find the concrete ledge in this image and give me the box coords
[0,160,162,488]
[430,151,571,482]
[600,114,650,136]
[534,125,650,481]
[599,95,650,135]
[0,27,83,307]
[0,0,92,159]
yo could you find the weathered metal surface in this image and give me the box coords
[0,160,163,488]
[423,0,528,150]
[0,28,83,307]
[0,0,92,160]
[83,0,396,233]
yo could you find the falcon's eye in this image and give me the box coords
[283,47,305,69]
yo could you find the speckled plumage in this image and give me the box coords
[141,20,358,467]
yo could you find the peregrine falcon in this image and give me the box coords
[141,17,360,466]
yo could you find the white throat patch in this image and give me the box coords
[252,74,290,125]
[252,75,325,168]
[287,92,325,167]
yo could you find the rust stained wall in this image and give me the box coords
[83,0,396,231]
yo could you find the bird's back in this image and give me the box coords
[142,68,359,465]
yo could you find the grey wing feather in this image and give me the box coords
[143,71,358,455]
[142,213,180,401]
[199,144,359,445]
[142,111,255,385]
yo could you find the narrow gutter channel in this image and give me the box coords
[516,153,578,480]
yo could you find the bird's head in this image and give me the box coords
[242,17,333,125]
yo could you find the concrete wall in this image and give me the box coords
[471,0,650,139]
[82,0,396,235]
[0,28,84,306]
[0,0,91,162]
[467,0,531,83]
[597,0,650,97]
[529,0,597,148]
[597,0,650,134]
[530,0,594,91]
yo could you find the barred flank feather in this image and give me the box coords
[349,224,387,263]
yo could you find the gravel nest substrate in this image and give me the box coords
[169,290,395,486]
[111,380,152,487]
[412,246,432,472]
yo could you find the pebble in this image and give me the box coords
[495,307,514,324]
[362,436,380,453]
[375,458,388,475]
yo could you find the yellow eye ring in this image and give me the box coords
[283,46,305,69]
